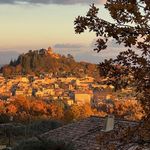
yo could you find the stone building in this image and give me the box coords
[74,90,93,105]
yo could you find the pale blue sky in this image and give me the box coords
[0,1,110,50]
[0,0,121,63]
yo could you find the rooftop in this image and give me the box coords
[40,116,150,150]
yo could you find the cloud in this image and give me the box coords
[0,0,106,5]
[0,0,14,4]
[91,38,126,50]
[54,48,119,64]
[54,43,85,49]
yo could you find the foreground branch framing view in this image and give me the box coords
[0,0,149,150]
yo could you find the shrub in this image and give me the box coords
[13,137,74,150]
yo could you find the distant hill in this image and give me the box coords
[0,51,19,66]
[1,47,99,78]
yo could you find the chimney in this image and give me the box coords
[101,115,115,132]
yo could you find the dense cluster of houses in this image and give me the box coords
[0,72,136,110]
[0,75,99,105]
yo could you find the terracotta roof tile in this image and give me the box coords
[38,116,150,149]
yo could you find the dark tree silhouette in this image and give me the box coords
[74,0,150,142]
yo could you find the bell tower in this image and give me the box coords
[47,46,53,55]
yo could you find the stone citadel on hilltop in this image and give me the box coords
[39,46,60,59]
[47,47,60,59]
[1,47,99,78]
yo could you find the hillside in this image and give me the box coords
[1,47,99,78]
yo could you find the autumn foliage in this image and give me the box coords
[64,104,94,122]
[74,0,150,144]
[0,96,64,122]
[96,99,144,120]
[0,96,144,123]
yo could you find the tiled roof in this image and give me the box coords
[75,90,93,94]
[40,116,150,150]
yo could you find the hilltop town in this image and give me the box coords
[0,48,147,150]
[0,51,144,122]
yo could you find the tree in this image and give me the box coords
[48,102,64,120]
[74,0,150,142]
[64,104,93,122]
[67,54,74,60]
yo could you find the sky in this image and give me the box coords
[0,0,124,63]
